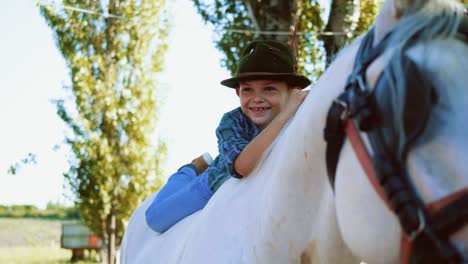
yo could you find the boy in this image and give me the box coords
[145,40,311,233]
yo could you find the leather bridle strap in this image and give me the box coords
[344,119,390,208]
[324,27,391,190]
[400,190,468,264]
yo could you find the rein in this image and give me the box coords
[324,24,468,263]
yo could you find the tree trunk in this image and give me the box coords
[107,214,116,264]
[242,0,296,42]
[322,0,350,65]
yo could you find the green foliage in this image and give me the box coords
[7,153,37,175]
[192,0,380,82]
[355,0,382,34]
[0,204,79,220]
[39,0,169,247]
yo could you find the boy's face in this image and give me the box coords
[237,79,290,128]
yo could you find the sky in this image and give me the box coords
[0,0,238,208]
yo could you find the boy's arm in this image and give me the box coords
[234,88,309,177]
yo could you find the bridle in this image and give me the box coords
[324,14,468,264]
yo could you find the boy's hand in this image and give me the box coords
[284,87,309,117]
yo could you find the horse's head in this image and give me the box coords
[329,0,467,263]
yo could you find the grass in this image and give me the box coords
[0,246,73,263]
[0,218,98,264]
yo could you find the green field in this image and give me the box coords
[0,218,97,264]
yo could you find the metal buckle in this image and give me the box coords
[408,209,426,241]
[356,74,367,93]
[333,98,349,120]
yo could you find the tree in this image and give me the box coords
[39,0,169,262]
[192,0,380,82]
[7,152,36,175]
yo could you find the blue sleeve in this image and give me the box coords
[216,110,252,178]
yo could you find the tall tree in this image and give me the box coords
[192,0,380,82]
[39,0,169,262]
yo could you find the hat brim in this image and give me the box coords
[220,72,311,89]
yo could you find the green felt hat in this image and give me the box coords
[221,40,311,89]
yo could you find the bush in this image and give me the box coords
[0,204,80,220]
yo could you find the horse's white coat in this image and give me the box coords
[120,36,361,264]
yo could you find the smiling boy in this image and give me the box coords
[145,40,311,233]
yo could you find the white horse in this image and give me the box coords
[120,0,467,263]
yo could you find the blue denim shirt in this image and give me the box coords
[206,107,262,192]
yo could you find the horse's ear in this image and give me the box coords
[392,0,409,18]
[374,0,402,45]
